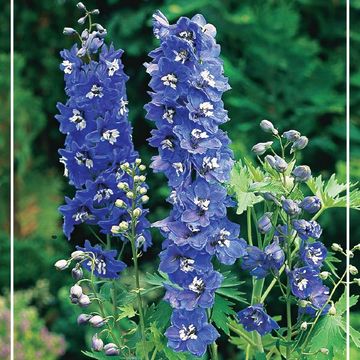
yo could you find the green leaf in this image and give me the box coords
[211,294,236,335]
[82,351,122,359]
[216,286,248,304]
[335,290,359,315]
[146,301,172,331]
[307,174,360,210]
[117,303,137,320]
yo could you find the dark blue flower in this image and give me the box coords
[299,241,327,268]
[282,198,301,216]
[298,284,330,317]
[257,212,273,234]
[293,219,322,240]
[299,196,322,214]
[165,308,219,357]
[237,304,279,336]
[288,266,322,299]
[76,240,126,279]
[264,239,285,273]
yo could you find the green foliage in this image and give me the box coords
[211,294,236,335]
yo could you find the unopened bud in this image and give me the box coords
[90,9,100,15]
[104,343,120,356]
[349,265,358,275]
[126,191,134,199]
[260,119,278,135]
[78,294,91,307]
[117,182,128,190]
[139,175,146,182]
[320,348,329,355]
[328,305,336,315]
[76,2,86,10]
[292,165,311,182]
[282,130,301,142]
[137,235,146,247]
[63,27,77,35]
[251,141,273,156]
[133,208,142,217]
[298,300,310,308]
[299,196,321,214]
[70,284,83,298]
[72,267,83,281]
[71,250,85,260]
[291,136,308,153]
[115,199,126,208]
[319,271,330,280]
[77,16,87,25]
[139,164,146,171]
[300,322,308,331]
[119,221,129,231]
[264,155,276,168]
[55,259,69,270]
[354,278,360,286]
[89,315,106,328]
[77,313,92,325]
[273,155,288,173]
[92,334,104,352]
[135,158,142,165]
[258,212,273,234]
[353,244,360,251]
[331,243,343,252]
[141,195,149,203]
[282,199,301,216]
[347,250,354,258]
[111,225,121,234]
[139,187,147,195]
[134,175,140,182]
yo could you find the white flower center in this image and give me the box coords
[107,59,120,76]
[174,50,188,64]
[200,70,216,87]
[59,156,68,177]
[191,129,208,139]
[178,30,194,43]
[194,197,210,211]
[180,257,195,272]
[75,152,93,169]
[102,129,120,145]
[218,229,231,247]
[189,277,205,293]
[173,162,184,176]
[87,258,107,275]
[161,139,174,150]
[62,60,73,74]
[93,188,114,203]
[169,190,178,204]
[307,248,323,265]
[72,211,94,222]
[297,278,309,291]
[199,102,214,117]
[203,157,219,171]
[119,97,129,116]
[163,108,175,123]
[86,84,103,99]
[161,73,178,89]
[179,324,197,341]
[69,109,86,130]
[187,224,200,233]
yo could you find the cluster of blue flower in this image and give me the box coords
[57,5,151,271]
[145,11,247,356]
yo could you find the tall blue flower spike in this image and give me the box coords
[145,11,246,356]
[57,10,151,252]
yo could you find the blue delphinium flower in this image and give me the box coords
[299,241,327,268]
[165,308,219,357]
[292,219,322,240]
[287,266,322,299]
[298,283,330,317]
[57,20,151,250]
[237,304,280,336]
[76,240,126,279]
[146,11,244,354]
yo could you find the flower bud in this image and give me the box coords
[63,27,77,35]
[300,322,308,331]
[139,175,146,182]
[347,250,354,258]
[282,130,301,141]
[251,141,273,156]
[135,158,142,165]
[349,265,358,275]
[133,208,142,217]
[115,199,126,208]
[104,343,120,356]
[291,136,308,153]
[264,155,276,168]
[55,259,69,270]
[141,195,149,203]
[282,199,301,216]
[77,313,92,325]
[258,212,273,234]
[354,278,360,286]
[71,250,85,260]
[70,284,83,298]
[134,175,140,182]
[90,9,100,15]
[353,244,360,251]
[139,164,146,171]
[72,267,83,281]
[139,187,147,195]
[89,315,106,328]
[126,191,135,199]
[120,162,130,170]
[331,243,343,252]
[319,271,330,280]
[260,119,278,135]
[77,16,87,25]
[117,182,128,190]
[273,155,288,173]
[328,305,336,315]
[76,2,86,10]
[320,348,329,355]
[137,235,146,247]
[292,165,311,182]
[92,334,104,352]
[111,225,121,234]
[119,221,129,231]
[299,196,321,214]
[78,294,91,307]
[298,300,311,308]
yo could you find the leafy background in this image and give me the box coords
[0,0,359,358]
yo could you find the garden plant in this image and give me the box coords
[54,3,360,360]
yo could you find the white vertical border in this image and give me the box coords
[346,0,350,359]
[10,0,14,358]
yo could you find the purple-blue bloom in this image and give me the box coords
[165,308,219,357]
[76,240,126,279]
[299,196,322,214]
[287,266,322,299]
[292,219,322,240]
[298,283,330,317]
[299,241,327,268]
[237,304,279,336]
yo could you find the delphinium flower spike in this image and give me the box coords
[145,11,247,356]
[54,3,151,357]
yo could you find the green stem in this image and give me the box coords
[285,216,292,359]
[228,324,257,347]
[251,207,262,248]
[207,309,218,360]
[247,207,253,246]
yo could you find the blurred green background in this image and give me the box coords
[0,0,359,358]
